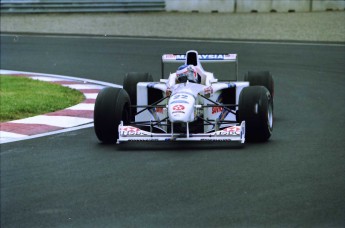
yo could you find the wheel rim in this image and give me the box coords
[268,102,273,130]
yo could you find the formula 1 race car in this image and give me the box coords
[94,50,274,144]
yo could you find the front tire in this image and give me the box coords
[94,87,131,143]
[238,86,273,142]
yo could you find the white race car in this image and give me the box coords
[94,50,274,144]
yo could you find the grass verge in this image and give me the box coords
[0,75,85,122]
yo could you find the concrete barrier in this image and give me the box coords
[271,0,311,12]
[236,0,272,13]
[312,0,345,11]
[165,0,345,13]
[165,0,235,12]
[2,0,344,13]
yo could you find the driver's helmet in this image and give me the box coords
[176,64,200,83]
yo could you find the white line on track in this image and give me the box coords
[100,36,345,47]
[0,124,94,148]
[63,84,105,90]
[0,69,122,88]
[68,103,95,111]
[84,93,98,99]
[12,115,92,128]
[2,34,345,47]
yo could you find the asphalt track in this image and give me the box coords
[1,34,345,227]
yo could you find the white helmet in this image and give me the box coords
[176,65,200,83]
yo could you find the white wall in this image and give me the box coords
[166,0,235,12]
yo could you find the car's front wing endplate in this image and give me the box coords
[117,121,245,144]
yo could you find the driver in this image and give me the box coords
[176,65,200,83]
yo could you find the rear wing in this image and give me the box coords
[161,53,239,81]
[162,54,237,63]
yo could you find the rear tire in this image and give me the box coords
[238,86,273,142]
[244,71,274,99]
[94,87,131,143]
[123,72,153,120]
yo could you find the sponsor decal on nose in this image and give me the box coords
[172,105,185,111]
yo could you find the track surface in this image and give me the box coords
[1,35,345,227]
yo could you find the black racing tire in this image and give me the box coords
[238,86,273,142]
[244,71,274,99]
[94,87,131,144]
[123,72,153,120]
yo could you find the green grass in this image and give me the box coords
[0,75,85,122]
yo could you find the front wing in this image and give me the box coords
[117,121,245,144]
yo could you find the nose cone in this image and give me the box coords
[168,93,195,123]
